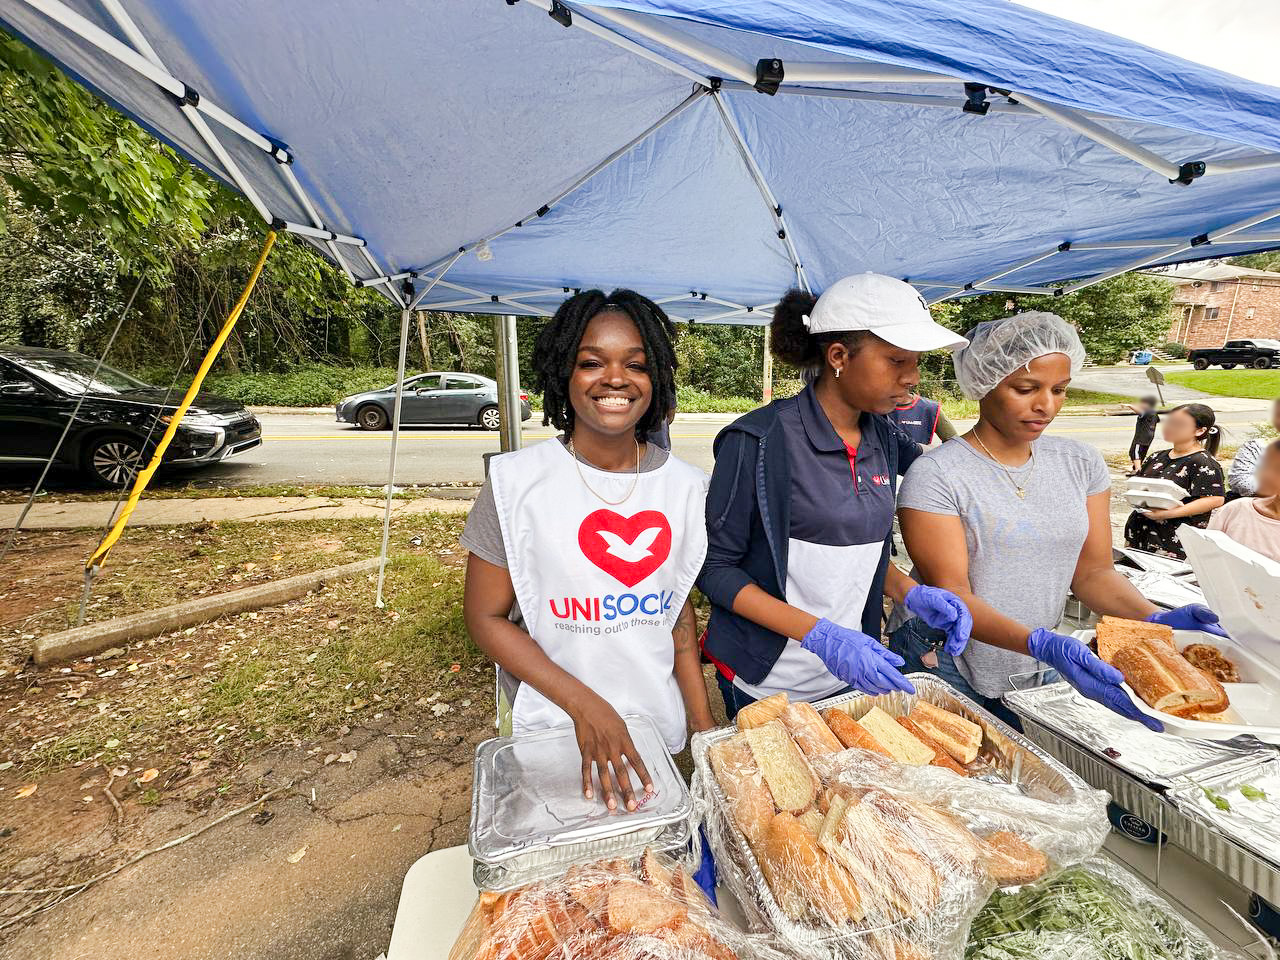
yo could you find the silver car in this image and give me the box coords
[335,372,533,431]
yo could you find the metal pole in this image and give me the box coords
[761,331,774,404]
[376,298,413,608]
[492,314,522,453]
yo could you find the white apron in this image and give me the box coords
[490,439,708,752]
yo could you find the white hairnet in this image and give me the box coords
[952,311,1087,399]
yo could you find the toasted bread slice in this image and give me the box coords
[907,701,982,765]
[1096,616,1174,665]
[896,715,968,774]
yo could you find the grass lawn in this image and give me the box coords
[1164,369,1280,400]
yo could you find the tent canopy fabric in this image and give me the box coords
[5,0,1280,323]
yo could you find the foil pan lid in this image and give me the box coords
[1168,755,1280,866]
[1004,682,1257,786]
[469,714,690,865]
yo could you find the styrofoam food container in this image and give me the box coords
[1123,490,1182,510]
[1080,627,1280,743]
[1125,477,1188,497]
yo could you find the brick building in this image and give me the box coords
[1164,264,1280,349]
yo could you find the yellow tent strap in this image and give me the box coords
[86,230,276,573]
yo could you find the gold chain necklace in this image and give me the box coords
[567,437,641,506]
[969,430,1034,500]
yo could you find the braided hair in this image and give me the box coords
[531,289,678,440]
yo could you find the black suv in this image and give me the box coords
[0,345,261,486]
[1188,339,1280,370]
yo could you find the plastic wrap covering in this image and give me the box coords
[1167,754,1280,867]
[1004,682,1258,787]
[470,716,693,891]
[692,678,1110,960]
[966,858,1250,960]
[446,849,786,960]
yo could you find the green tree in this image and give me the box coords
[1229,251,1280,272]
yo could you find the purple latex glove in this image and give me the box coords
[1027,628,1163,732]
[904,585,973,656]
[1148,603,1229,638]
[800,619,915,696]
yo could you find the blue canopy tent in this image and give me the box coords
[6,0,1280,595]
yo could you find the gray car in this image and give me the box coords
[335,372,533,431]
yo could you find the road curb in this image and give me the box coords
[31,556,384,665]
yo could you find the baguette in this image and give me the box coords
[1095,615,1174,665]
[822,708,893,758]
[764,811,864,924]
[744,721,819,813]
[1113,637,1223,716]
[780,701,844,757]
[981,830,1049,886]
[833,797,939,916]
[735,692,789,731]
[907,701,982,765]
[857,707,934,766]
[706,734,776,847]
[896,716,967,775]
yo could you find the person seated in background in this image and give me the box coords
[1211,438,1280,562]
[1107,395,1162,474]
[1227,397,1280,498]
[1124,403,1226,560]
[888,391,958,449]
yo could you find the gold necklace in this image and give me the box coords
[567,437,641,506]
[969,429,1034,499]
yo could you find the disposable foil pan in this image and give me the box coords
[469,714,692,891]
[1166,754,1280,903]
[1004,681,1258,787]
[691,674,1099,952]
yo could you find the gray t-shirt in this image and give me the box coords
[895,435,1111,697]
[459,438,670,629]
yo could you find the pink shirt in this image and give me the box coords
[1208,497,1280,562]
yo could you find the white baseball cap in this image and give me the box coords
[803,273,969,352]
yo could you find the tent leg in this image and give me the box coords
[493,314,522,454]
[375,304,412,608]
[762,333,774,404]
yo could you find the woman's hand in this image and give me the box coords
[800,619,915,695]
[1026,628,1163,732]
[904,585,973,656]
[1140,507,1179,521]
[570,692,654,812]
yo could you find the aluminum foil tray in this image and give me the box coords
[469,714,692,891]
[1166,754,1280,903]
[691,674,1100,953]
[1004,681,1258,787]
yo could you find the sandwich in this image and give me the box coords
[743,720,819,813]
[906,701,983,765]
[779,701,844,757]
[1095,615,1174,665]
[1112,637,1227,717]
[706,735,775,847]
[822,708,893,758]
[735,692,789,731]
[895,716,967,775]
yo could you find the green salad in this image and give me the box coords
[966,866,1219,960]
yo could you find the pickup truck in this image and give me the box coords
[1189,338,1280,370]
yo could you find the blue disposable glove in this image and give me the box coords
[1148,603,1229,638]
[693,825,718,906]
[904,586,973,656]
[1027,628,1163,732]
[800,619,915,696]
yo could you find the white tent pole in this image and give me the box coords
[376,298,414,608]
[408,251,466,310]
[710,92,809,290]
[1063,204,1280,294]
[1012,91,1183,181]
[780,61,955,84]
[580,4,756,83]
[520,0,708,86]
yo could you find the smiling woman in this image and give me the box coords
[457,290,713,814]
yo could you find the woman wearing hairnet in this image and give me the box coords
[892,312,1224,731]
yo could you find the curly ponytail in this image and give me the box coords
[769,287,866,376]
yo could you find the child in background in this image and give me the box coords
[1108,396,1161,474]
[1211,439,1280,563]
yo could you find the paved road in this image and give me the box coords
[147,403,1280,485]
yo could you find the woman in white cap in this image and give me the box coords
[698,274,975,719]
[893,312,1224,731]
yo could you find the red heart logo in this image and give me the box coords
[578,510,673,588]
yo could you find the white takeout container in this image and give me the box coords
[1099,526,1280,744]
[1123,490,1182,510]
